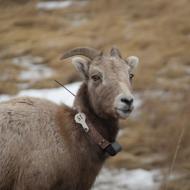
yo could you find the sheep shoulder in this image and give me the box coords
[0,96,64,137]
[0,97,74,189]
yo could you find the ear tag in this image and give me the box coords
[75,113,89,133]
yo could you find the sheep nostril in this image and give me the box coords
[121,98,133,106]
[121,98,127,104]
[128,99,134,105]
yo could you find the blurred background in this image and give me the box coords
[0,0,189,189]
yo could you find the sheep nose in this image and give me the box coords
[120,97,134,106]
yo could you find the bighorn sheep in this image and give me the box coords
[0,47,139,190]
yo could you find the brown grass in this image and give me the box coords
[0,0,190,189]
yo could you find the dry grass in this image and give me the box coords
[0,0,190,189]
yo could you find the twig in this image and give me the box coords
[163,124,186,190]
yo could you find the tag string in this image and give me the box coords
[54,80,76,97]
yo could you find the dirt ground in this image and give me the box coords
[0,0,190,189]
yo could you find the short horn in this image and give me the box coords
[60,47,100,60]
[110,47,122,58]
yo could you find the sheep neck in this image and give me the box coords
[74,83,119,146]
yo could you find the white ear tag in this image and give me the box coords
[74,112,89,132]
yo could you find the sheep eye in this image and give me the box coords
[129,73,134,80]
[91,75,101,82]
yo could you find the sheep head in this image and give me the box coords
[61,47,139,119]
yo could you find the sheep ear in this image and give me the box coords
[72,57,89,80]
[126,56,139,71]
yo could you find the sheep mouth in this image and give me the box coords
[117,108,133,113]
[115,107,133,118]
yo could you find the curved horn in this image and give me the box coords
[60,47,100,60]
[110,47,122,58]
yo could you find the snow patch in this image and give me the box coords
[18,81,81,107]
[0,95,11,102]
[0,82,81,107]
[19,65,53,81]
[12,55,54,81]
[37,1,73,10]
[93,168,161,190]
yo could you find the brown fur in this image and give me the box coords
[0,48,138,190]
[83,54,134,118]
[0,87,118,190]
[55,83,119,189]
